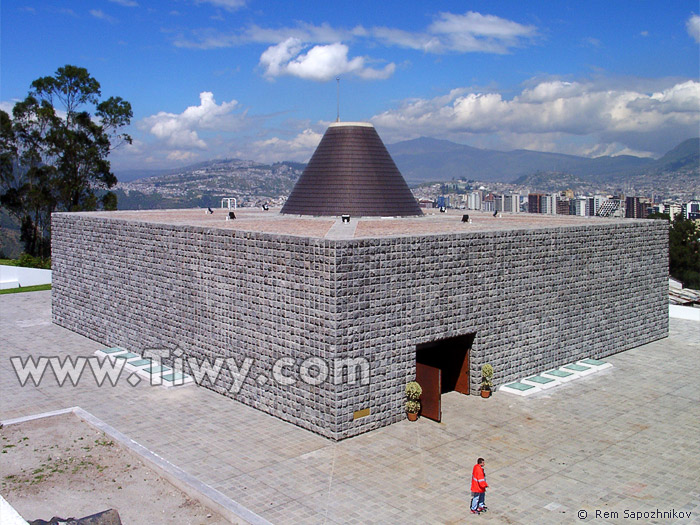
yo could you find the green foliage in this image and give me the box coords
[481,364,494,389]
[0,254,50,268]
[0,65,132,257]
[669,215,700,289]
[17,253,51,269]
[405,400,421,414]
[101,191,118,211]
[406,381,422,400]
[0,284,51,295]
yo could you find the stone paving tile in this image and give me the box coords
[214,473,294,512]
[369,415,462,450]
[429,437,522,472]
[2,291,699,524]
[260,499,341,525]
[296,481,405,524]
[294,446,379,484]
[245,456,330,499]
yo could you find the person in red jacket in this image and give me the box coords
[470,457,488,514]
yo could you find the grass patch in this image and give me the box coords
[0,255,51,269]
[0,284,52,295]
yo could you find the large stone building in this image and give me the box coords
[51,123,668,440]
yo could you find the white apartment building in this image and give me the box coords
[542,194,557,214]
[573,197,588,216]
[467,191,482,210]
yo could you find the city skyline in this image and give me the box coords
[1,1,699,170]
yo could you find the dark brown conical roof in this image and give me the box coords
[280,122,422,217]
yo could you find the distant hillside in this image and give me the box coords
[386,137,656,184]
[114,167,174,182]
[110,138,698,208]
[114,158,305,209]
[513,171,590,191]
[648,138,699,174]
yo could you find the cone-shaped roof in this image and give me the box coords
[280,122,422,217]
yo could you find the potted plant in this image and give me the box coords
[406,400,421,421]
[480,364,493,398]
[406,381,422,421]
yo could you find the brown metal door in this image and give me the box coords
[416,362,442,422]
[454,348,470,395]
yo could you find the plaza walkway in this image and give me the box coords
[1,291,698,524]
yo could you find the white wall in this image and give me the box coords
[669,304,700,322]
[0,265,52,289]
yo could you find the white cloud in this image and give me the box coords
[195,0,246,12]
[687,14,700,43]
[246,128,323,162]
[90,9,117,23]
[141,92,242,149]
[245,22,367,45]
[0,100,18,114]
[260,38,395,81]
[583,143,655,158]
[423,11,536,53]
[109,0,138,7]
[1,99,68,121]
[371,79,700,156]
[175,23,367,49]
[173,29,240,49]
[167,150,200,162]
[174,11,536,55]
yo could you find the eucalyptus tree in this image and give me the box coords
[0,65,132,257]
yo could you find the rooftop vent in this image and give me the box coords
[280,122,422,217]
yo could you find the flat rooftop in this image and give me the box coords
[62,208,637,240]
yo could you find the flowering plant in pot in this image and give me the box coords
[406,400,421,421]
[480,364,493,398]
[406,381,422,421]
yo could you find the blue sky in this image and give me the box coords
[1,1,699,171]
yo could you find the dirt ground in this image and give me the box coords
[0,413,233,524]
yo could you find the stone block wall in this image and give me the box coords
[333,221,668,437]
[52,213,668,440]
[52,214,341,438]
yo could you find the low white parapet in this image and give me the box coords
[0,494,29,524]
[0,265,52,289]
[669,304,700,322]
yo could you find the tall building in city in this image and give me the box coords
[683,201,700,220]
[588,196,606,217]
[664,203,682,220]
[557,198,571,215]
[467,191,482,211]
[626,197,651,219]
[528,194,544,213]
[504,194,520,213]
[542,194,557,215]
[573,197,588,217]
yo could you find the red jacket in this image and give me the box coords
[471,463,488,492]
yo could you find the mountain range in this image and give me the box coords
[386,137,699,184]
[116,138,698,187]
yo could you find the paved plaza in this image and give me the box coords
[1,290,699,524]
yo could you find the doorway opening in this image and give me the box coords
[415,333,475,422]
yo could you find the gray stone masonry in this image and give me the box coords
[52,213,668,440]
